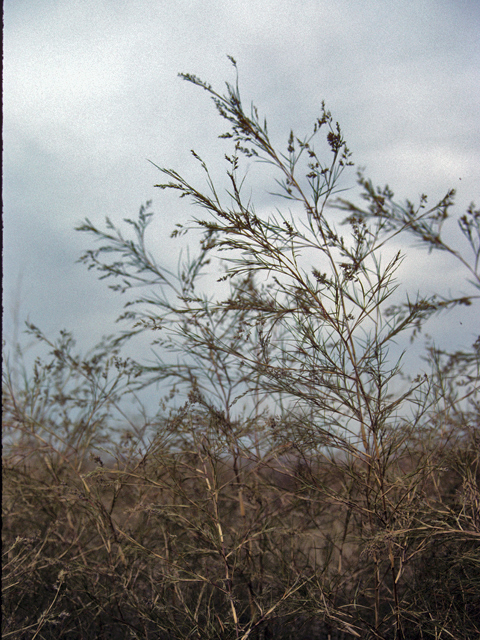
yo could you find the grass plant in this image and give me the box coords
[3,58,479,639]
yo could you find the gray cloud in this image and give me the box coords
[3,0,479,364]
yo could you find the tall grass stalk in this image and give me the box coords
[3,58,479,639]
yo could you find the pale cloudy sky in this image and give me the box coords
[3,0,480,367]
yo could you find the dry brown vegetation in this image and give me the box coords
[3,401,479,639]
[3,60,479,639]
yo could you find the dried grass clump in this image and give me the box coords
[3,59,479,639]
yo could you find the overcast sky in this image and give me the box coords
[3,0,480,373]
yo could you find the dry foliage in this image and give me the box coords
[3,59,480,639]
